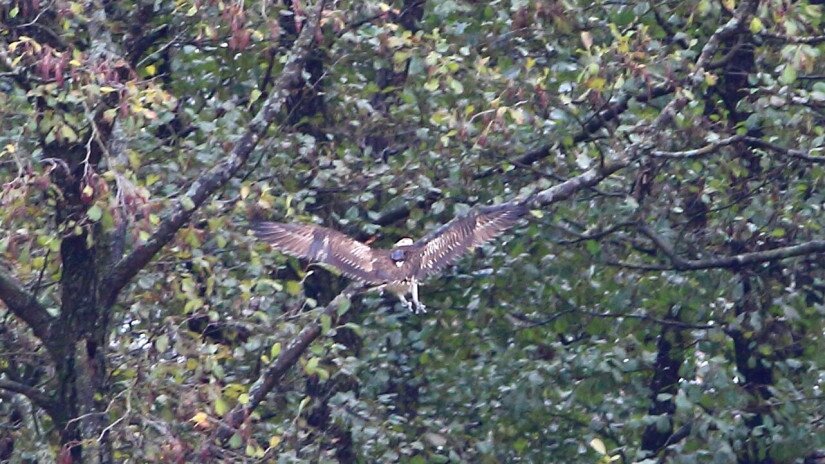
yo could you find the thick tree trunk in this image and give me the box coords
[640,322,686,458]
[53,231,113,463]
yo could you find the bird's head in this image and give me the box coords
[394,237,414,247]
[390,238,414,267]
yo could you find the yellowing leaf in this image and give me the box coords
[749,17,763,34]
[581,31,593,50]
[587,77,606,91]
[145,64,157,76]
[590,438,607,455]
[191,412,210,428]
[285,280,302,296]
[60,125,78,142]
[268,435,282,448]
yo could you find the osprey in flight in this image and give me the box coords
[252,203,526,313]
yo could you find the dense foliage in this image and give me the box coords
[2,0,825,462]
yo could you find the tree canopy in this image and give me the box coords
[1,0,825,462]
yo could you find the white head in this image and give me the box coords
[394,237,414,247]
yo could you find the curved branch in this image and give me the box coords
[639,225,825,271]
[651,135,745,158]
[651,134,825,163]
[101,0,328,308]
[474,82,675,180]
[213,281,364,443]
[0,378,58,415]
[761,32,825,45]
[0,265,54,343]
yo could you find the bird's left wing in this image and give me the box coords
[251,221,386,284]
[414,203,526,278]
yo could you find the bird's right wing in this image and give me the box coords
[251,221,386,284]
[414,203,526,278]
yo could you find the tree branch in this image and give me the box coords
[578,310,715,330]
[479,0,759,179]
[0,378,57,415]
[745,137,825,164]
[638,225,825,271]
[761,32,825,45]
[651,134,825,163]
[0,265,54,343]
[213,281,364,443]
[525,156,631,208]
[101,0,328,308]
[651,135,745,158]
[474,82,675,180]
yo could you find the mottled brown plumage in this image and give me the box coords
[252,203,525,312]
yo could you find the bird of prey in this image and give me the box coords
[252,203,526,313]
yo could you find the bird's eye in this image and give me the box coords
[390,249,405,261]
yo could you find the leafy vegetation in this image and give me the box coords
[1,0,824,462]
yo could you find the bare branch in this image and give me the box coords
[651,134,825,163]
[761,32,825,45]
[745,137,825,164]
[651,135,746,158]
[0,265,54,343]
[638,225,825,271]
[577,309,716,330]
[101,1,328,308]
[525,155,631,208]
[553,221,636,245]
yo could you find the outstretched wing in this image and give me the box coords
[414,203,526,278]
[251,221,386,284]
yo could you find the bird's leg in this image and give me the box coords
[411,281,426,314]
[397,294,415,313]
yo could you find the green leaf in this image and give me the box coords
[86,205,102,222]
[270,342,282,358]
[320,314,332,333]
[285,281,302,296]
[337,297,351,316]
[228,433,243,449]
[154,334,169,353]
[780,65,797,85]
[305,357,319,374]
[60,125,77,142]
[181,196,196,211]
[214,396,229,416]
